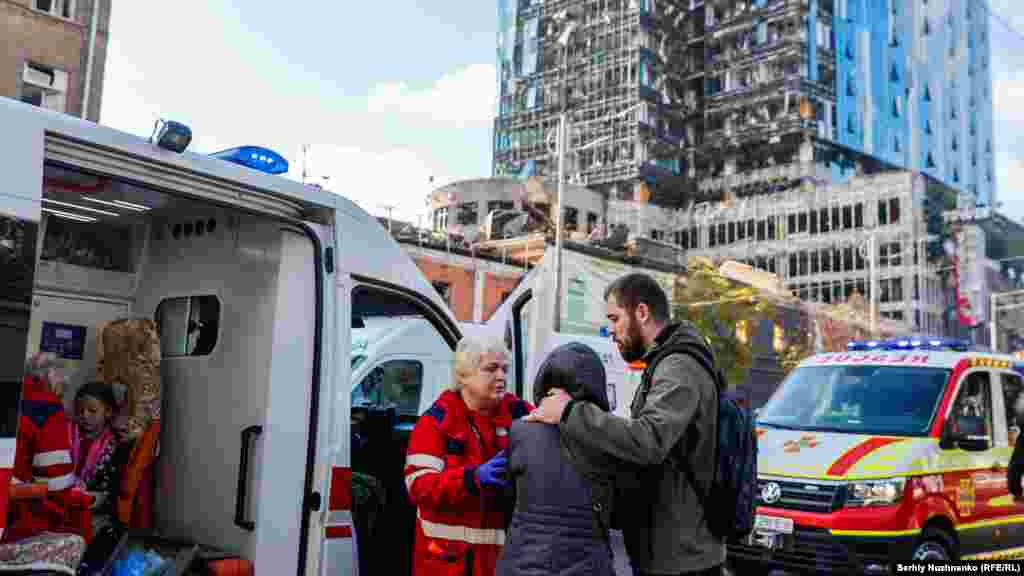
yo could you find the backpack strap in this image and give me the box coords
[639,342,721,505]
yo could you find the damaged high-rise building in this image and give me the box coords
[493,0,996,211]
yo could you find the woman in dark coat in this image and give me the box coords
[496,342,618,576]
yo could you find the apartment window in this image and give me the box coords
[587,211,599,234]
[923,83,931,102]
[952,135,958,151]
[878,200,888,225]
[894,135,902,153]
[563,206,579,232]
[34,0,74,19]
[854,204,863,228]
[889,198,900,224]
[487,200,515,215]
[890,62,900,83]
[20,63,68,114]
[893,95,902,118]
[456,202,479,226]
[923,17,930,36]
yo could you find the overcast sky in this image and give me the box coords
[99,1,1024,225]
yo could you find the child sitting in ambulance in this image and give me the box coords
[71,382,130,574]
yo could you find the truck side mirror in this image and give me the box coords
[941,414,990,452]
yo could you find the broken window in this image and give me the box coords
[456,202,479,226]
[34,0,74,19]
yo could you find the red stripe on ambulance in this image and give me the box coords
[325,525,353,539]
[329,466,352,512]
[826,437,907,477]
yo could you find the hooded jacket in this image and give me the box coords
[496,343,618,576]
[559,321,726,574]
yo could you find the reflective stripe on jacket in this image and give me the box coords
[405,390,531,576]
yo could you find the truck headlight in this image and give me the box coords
[845,478,906,507]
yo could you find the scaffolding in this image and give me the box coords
[493,0,692,203]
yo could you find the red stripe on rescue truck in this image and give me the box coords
[329,467,352,512]
[826,437,907,477]
[325,525,353,539]
[930,359,971,438]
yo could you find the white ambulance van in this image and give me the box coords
[0,98,468,575]
[729,336,1024,574]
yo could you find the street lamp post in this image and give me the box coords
[553,21,576,333]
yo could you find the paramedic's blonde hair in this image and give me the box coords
[452,336,510,391]
[25,352,68,394]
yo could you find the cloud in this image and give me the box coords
[306,145,449,225]
[367,64,497,129]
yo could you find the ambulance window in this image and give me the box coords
[951,371,993,439]
[0,214,38,439]
[1002,374,1023,445]
[155,295,220,357]
[353,359,424,415]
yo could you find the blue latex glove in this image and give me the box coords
[476,452,509,489]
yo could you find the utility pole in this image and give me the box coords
[380,204,397,235]
[301,144,310,184]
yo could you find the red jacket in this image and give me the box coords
[5,376,76,542]
[404,390,532,576]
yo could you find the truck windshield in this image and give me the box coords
[757,364,950,436]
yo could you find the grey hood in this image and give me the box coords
[533,342,609,412]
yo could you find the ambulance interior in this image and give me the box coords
[0,161,321,572]
[348,290,457,576]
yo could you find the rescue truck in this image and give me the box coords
[727,336,1024,574]
[0,97,470,574]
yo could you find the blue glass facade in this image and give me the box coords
[831,0,995,205]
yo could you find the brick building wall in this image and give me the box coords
[402,242,527,323]
[1,0,112,122]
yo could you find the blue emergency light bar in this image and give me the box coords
[846,336,969,352]
[209,146,289,175]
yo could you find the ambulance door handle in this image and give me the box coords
[235,425,263,532]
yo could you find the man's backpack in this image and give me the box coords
[637,330,758,542]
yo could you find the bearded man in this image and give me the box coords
[526,273,726,576]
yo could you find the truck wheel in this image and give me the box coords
[911,528,954,562]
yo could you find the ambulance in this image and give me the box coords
[728,336,1024,574]
[0,97,470,574]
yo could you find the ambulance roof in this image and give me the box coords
[798,350,1017,370]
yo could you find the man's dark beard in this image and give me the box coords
[618,317,646,363]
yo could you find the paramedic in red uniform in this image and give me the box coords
[5,353,77,542]
[404,336,532,576]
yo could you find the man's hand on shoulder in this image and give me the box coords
[523,388,572,424]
